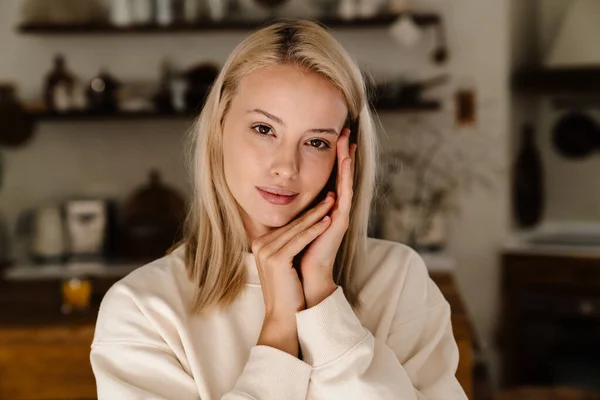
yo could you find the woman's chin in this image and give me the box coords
[260,215,291,229]
[251,207,296,228]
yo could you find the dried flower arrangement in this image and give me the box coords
[371,114,504,250]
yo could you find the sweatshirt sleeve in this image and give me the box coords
[295,251,468,400]
[91,282,312,400]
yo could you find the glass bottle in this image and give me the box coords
[512,123,545,228]
[43,54,75,112]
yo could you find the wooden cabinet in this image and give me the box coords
[431,271,475,399]
[0,272,474,399]
[498,251,600,390]
[0,277,116,400]
[0,326,96,400]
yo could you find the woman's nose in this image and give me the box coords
[270,148,299,179]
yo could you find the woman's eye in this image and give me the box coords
[251,125,330,152]
[309,139,330,151]
[252,124,273,136]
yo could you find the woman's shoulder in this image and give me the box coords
[359,237,445,306]
[92,244,193,343]
[362,237,425,281]
[111,243,191,299]
[365,236,419,265]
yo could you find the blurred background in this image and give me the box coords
[1,0,599,399]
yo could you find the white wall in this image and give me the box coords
[543,0,600,67]
[538,0,571,61]
[443,1,509,387]
[0,0,510,387]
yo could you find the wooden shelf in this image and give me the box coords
[23,101,441,122]
[23,108,197,122]
[513,67,600,95]
[17,13,440,35]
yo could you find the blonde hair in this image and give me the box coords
[169,19,380,315]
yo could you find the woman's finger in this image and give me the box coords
[351,144,356,178]
[338,157,353,216]
[253,193,335,256]
[279,215,332,260]
[336,129,350,195]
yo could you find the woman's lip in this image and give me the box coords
[257,187,298,205]
[256,186,299,196]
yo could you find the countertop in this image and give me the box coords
[505,222,600,258]
[504,236,600,258]
[2,249,456,282]
[0,248,459,328]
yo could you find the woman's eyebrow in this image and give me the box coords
[248,108,284,125]
[307,128,339,136]
[247,108,340,136]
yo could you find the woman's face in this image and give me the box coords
[221,64,348,243]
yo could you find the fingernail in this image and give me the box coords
[322,216,330,223]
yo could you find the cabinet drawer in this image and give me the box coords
[518,290,600,319]
[503,254,600,288]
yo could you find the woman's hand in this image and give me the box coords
[300,128,357,309]
[252,193,335,357]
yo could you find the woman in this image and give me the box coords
[91,19,468,400]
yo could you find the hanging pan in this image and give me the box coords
[552,111,600,159]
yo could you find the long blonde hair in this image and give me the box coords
[169,19,380,315]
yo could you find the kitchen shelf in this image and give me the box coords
[17,13,440,35]
[23,100,441,122]
[23,108,198,122]
[552,97,600,110]
[513,67,600,95]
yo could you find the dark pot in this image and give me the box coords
[0,85,34,147]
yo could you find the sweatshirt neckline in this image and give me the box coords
[172,243,261,286]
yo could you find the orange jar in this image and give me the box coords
[61,277,92,313]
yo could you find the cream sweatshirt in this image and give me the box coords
[90,237,468,399]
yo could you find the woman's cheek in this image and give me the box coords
[245,144,269,172]
[309,157,335,186]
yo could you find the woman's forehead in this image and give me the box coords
[233,65,348,128]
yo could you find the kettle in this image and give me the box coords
[29,204,69,264]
